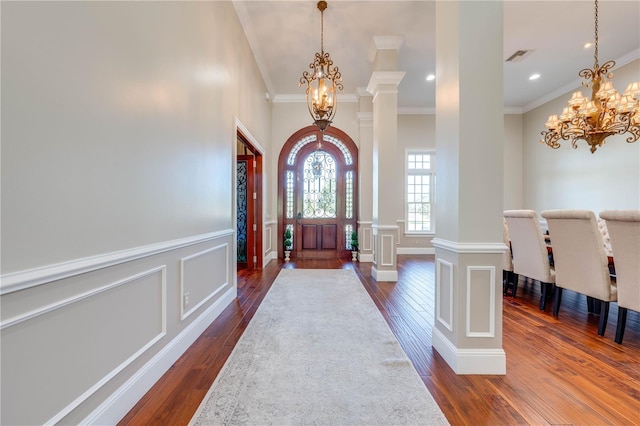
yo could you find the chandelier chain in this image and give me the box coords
[593,0,599,68]
[320,4,324,53]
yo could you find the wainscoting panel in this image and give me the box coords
[381,234,395,266]
[0,231,235,426]
[180,243,230,321]
[1,267,166,425]
[436,259,454,332]
[466,266,495,337]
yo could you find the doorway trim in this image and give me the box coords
[277,125,358,260]
[234,118,264,270]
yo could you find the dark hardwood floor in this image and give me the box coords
[120,255,640,425]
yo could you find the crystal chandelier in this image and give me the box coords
[540,0,640,153]
[300,1,343,132]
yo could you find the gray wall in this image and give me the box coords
[1,2,271,424]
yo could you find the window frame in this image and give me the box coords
[405,150,436,235]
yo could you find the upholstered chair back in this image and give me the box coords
[503,210,553,283]
[541,210,615,302]
[503,219,513,272]
[600,210,640,312]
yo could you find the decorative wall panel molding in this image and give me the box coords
[1,230,233,295]
[436,259,454,332]
[2,267,167,425]
[180,243,230,321]
[466,266,496,338]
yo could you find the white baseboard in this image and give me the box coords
[358,253,374,263]
[371,266,398,282]
[432,327,506,375]
[83,287,237,425]
[264,251,278,264]
[396,247,435,255]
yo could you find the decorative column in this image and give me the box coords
[431,1,507,374]
[367,36,405,281]
[356,88,374,262]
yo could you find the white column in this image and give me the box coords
[431,1,507,374]
[366,36,405,281]
[357,88,374,262]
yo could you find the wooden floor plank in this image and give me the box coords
[120,255,640,426]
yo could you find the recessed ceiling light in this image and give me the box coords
[426,74,435,82]
[584,42,593,49]
[529,73,541,81]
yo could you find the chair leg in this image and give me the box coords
[540,282,551,310]
[615,307,628,344]
[553,287,563,316]
[586,296,595,313]
[512,273,519,298]
[594,299,602,315]
[597,301,610,336]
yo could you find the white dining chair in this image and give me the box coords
[503,218,515,296]
[503,210,555,309]
[600,210,640,344]
[541,210,617,336]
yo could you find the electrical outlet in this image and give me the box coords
[184,292,190,308]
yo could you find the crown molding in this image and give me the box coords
[367,71,406,95]
[272,94,358,103]
[523,48,640,113]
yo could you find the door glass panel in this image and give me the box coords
[285,170,294,219]
[345,170,353,219]
[236,160,248,262]
[302,150,337,218]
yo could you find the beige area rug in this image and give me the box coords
[190,269,449,426]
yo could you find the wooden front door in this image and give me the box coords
[278,126,358,260]
[296,148,341,259]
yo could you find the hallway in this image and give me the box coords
[121,256,640,425]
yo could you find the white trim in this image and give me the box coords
[523,48,640,113]
[372,35,404,51]
[466,266,496,338]
[235,118,265,155]
[431,238,509,254]
[436,259,454,332]
[42,267,167,425]
[357,220,373,225]
[402,233,435,239]
[356,112,373,127]
[231,1,275,97]
[265,251,278,264]
[265,227,273,253]
[180,244,230,321]
[265,220,277,226]
[432,327,506,375]
[0,230,234,295]
[367,71,406,95]
[371,266,398,282]
[272,93,358,103]
[82,287,236,425]
[380,234,395,266]
[1,266,167,330]
[356,87,371,98]
[396,247,435,255]
[371,224,399,231]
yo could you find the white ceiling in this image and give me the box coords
[233,1,640,113]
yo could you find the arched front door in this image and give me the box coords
[278,126,358,260]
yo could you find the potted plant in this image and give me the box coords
[350,230,359,261]
[283,227,293,262]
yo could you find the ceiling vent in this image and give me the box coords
[505,49,534,62]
